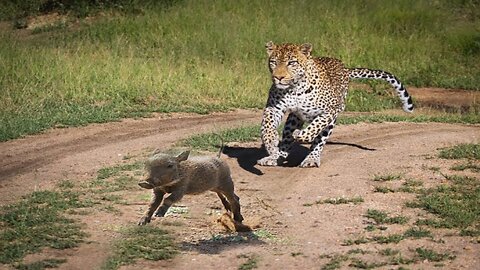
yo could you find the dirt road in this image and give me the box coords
[0,108,479,269]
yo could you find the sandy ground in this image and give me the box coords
[0,88,479,270]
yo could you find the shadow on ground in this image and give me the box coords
[223,141,375,175]
[180,232,265,254]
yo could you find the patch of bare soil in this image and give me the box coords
[0,90,479,270]
[409,87,480,112]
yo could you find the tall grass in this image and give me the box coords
[1,0,479,141]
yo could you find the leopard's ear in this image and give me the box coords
[300,43,312,57]
[266,41,276,56]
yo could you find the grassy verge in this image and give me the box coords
[1,0,479,141]
[0,190,89,265]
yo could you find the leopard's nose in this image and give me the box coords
[274,75,285,81]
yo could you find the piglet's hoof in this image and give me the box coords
[138,216,151,226]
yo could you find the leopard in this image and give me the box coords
[257,41,414,168]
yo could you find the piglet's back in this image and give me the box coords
[181,156,231,194]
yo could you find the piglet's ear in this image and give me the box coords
[176,150,190,162]
[138,181,154,189]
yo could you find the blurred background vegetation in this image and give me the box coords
[0,0,479,141]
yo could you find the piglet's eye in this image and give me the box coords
[167,164,173,168]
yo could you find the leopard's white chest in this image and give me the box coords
[284,91,323,122]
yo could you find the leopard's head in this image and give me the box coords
[265,41,312,89]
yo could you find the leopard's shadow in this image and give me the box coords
[222,141,375,175]
[222,144,309,175]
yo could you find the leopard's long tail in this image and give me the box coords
[348,68,414,113]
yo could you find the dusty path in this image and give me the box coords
[0,108,479,269]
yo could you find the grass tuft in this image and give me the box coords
[438,144,480,160]
[403,227,432,239]
[102,226,177,270]
[414,247,455,262]
[451,162,480,172]
[373,173,403,182]
[237,253,260,270]
[365,209,409,225]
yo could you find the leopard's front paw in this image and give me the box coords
[299,157,321,168]
[257,155,280,166]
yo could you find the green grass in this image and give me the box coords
[1,0,479,141]
[378,248,400,257]
[97,162,144,180]
[371,234,405,244]
[237,254,259,270]
[102,226,177,270]
[321,254,349,270]
[451,162,480,172]
[408,174,480,236]
[414,247,455,262]
[15,258,67,270]
[348,258,386,269]
[178,125,261,152]
[373,173,403,182]
[438,144,480,160]
[337,112,480,125]
[0,190,89,265]
[403,227,432,239]
[304,196,364,206]
[342,237,370,246]
[365,209,409,225]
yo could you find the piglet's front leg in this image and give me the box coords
[138,188,165,225]
[154,191,184,217]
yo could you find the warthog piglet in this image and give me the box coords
[138,150,243,225]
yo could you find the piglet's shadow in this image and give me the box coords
[222,140,375,175]
[180,232,265,254]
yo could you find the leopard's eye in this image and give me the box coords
[288,60,298,66]
[269,59,277,66]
